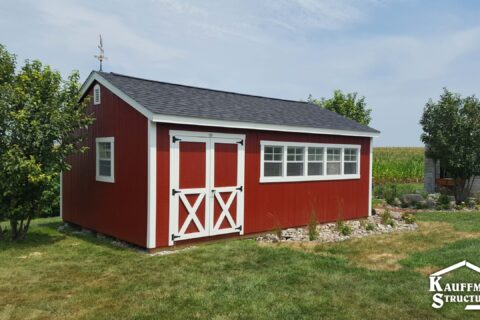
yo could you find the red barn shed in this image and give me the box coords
[62,71,380,250]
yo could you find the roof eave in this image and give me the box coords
[82,72,380,138]
[152,113,380,138]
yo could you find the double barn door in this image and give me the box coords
[169,131,245,245]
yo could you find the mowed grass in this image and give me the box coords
[373,147,424,184]
[2,213,480,319]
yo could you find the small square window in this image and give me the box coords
[263,145,283,177]
[96,137,114,183]
[344,148,358,175]
[326,148,341,175]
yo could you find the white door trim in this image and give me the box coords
[168,130,245,245]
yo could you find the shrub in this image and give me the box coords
[365,223,376,231]
[381,209,395,227]
[402,212,417,224]
[359,219,367,228]
[308,213,319,241]
[336,220,352,236]
[375,184,399,205]
[466,197,477,209]
[273,225,282,241]
[437,193,451,210]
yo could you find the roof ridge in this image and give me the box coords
[102,71,311,105]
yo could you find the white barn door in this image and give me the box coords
[169,131,245,245]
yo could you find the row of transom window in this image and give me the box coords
[263,144,359,178]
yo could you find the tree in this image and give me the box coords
[308,90,372,125]
[0,44,94,240]
[420,88,480,203]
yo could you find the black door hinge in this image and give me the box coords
[171,234,181,241]
[172,189,181,196]
[236,186,243,192]
[237,139,244,146]
[172,136,182,144]
[235,225,242,231]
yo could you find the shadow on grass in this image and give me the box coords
[0,230,66,251]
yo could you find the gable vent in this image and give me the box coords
[93,84,101,105]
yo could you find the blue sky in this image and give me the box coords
[2,0,480,146]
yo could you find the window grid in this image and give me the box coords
[96,137,114,183]
[286,147,304,176]
[260,142,360,182]
[307,147,324,176]
[263,146,283,177]
[343,148,359,175]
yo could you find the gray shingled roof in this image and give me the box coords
[97,72,379,134]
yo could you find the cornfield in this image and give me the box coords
[373,147,424,184]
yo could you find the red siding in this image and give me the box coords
[156,124,371,248]
[62,83,148,247]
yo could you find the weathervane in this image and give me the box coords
[94,34,107,71]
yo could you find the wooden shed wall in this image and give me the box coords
[62,82,149,247]
[156,123,371,248]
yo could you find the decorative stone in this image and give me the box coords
[401,194,424,205]
[256,210,418,245]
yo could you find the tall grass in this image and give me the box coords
[373,147,424,184]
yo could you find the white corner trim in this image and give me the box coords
[146,121,157,249]
[95,137,115,183]
[368,137,373,217]
[80,72,154,120]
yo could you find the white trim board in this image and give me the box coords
[146,120,157,249]
[80,72,379,138]
[368,137,373,217]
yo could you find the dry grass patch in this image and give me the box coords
[301,221,480,272]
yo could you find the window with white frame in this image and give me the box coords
[93,84,101,105]
[260,141,360,182]
[344,148,359,175]
[263,145,283,177]
[326,148,341,175]
[308,147,324,176]
[96,137,114,183]
[287,146,304,176]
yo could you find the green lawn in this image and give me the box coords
[2,213,480,319]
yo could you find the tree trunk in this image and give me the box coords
[10,219,18,240]
[454,177,475,203]
[9,217,32,240]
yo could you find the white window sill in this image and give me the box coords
[96,175,115,183]
[260,174,360,183]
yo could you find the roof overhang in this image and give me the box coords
[81,72,380,138]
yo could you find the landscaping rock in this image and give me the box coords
[256,210,417,245]
[393,197,402,207]
[401,194,424,205]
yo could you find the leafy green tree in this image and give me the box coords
[308,90,372,125]
[420,88,480,202]
[0,44,94,240]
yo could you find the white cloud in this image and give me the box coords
[32,0,186,72]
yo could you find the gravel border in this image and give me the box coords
[256,210,417,244]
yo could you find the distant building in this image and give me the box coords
[424,151,480,194]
